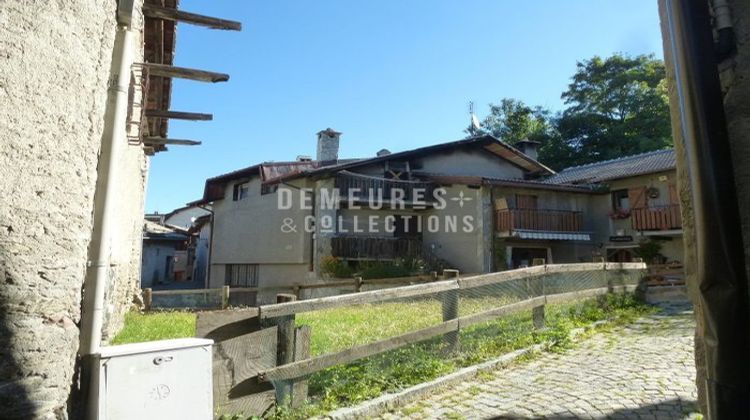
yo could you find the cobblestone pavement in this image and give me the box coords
[380,304,697,419]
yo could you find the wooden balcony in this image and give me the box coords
[331,236,422,260]
[335,172,437,205]
[495,209,584,233]
[631,205,682,231]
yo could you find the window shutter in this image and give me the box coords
[628,187,647,209]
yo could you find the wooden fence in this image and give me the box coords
[254,262,646,406]
[143,273,441,311]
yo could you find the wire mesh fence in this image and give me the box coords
[253,262,646,409]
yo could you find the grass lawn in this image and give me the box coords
[111,294,654,419]
[111,311,196,345]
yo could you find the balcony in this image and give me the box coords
[495,209,588,240]
[335,171,438,206]
[331,236,422,261]
[631,205,682,231]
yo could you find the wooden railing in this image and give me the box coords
[495,208,584,232]
[335,171,437,204]
[331,236,422,260]
[631,205,682,231]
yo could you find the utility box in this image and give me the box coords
[93,338,214,420]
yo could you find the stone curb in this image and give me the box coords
[327,320,611,420]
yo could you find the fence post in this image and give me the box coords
[530,260,545,329]
[442,269,460,353]
[271,293,297,405]
[221,285,230,309]
[293,285,301,299]
[143,288,152,311]
[354,276,363,293]
[291,325,311,408]
[430,271,438,282]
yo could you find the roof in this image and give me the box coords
[545,149,676,185]
[197,135,553,204]
[143,220,189,241]
[418,174,601,193]
[298,135,553,179]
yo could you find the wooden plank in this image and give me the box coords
[259,320,459,382]
[143,3,242,31]
[545,263,603,273]
[258,280,459,319]
[143,137,202,146]
[291,326,311,408]
[458,265,545,289]
[458,296,547,328]
[141,62,230,83]
[145,109,213,121]
[545,285,636,305]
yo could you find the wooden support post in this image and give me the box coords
[441,269,460,353]
[293,286,301,300]
[143,288,152,311]
[291,326,311,408]
[220,285,230,309]
[145,109,213,121]
[142,4,243,31]
[430,271,439,281]
[354,276,363,293]
[143,137,202,146]
[140,62,230,83]
[529,261,545,329]
[272,293,297,405]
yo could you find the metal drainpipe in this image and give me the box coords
[664,0,750,416]
[711,0,736,60]
[78,19,136,419]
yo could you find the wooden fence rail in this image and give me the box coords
[256,263,647,391]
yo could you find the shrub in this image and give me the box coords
[320,256,353,278]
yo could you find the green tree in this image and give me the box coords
[471,98,554,145]
[556,54,672,166]
[472,54,672,171]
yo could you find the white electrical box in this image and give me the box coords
[93,338,214,420]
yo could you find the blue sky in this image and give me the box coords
[145,0,664,212]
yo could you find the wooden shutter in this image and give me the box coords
[516,194,538,209]
[628,187,647,209]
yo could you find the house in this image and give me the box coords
[141,221,190,288]
[196,129,616,301]
[545,149,682,264]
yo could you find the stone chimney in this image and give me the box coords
[316,128,341,164]
[515,140,540,161]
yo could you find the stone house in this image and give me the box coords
[1,0,237,417]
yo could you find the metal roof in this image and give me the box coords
[545,149,676,185]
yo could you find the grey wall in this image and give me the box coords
[0,1,148,417]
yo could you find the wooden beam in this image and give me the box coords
[145,109,213,121]
[259,320,458,382]
[140,62,229,83]
[143,137,202,146]
[258,280,459,320]
[458,296,547,329]
[143,4,242,31]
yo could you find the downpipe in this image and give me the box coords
[78,24,135,419]
[711,0,736,61]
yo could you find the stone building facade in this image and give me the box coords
[0,1,156,417]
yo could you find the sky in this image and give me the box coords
[145,0,665,212]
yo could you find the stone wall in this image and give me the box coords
[0,1,148,417]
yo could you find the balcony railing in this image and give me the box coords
[631,205,682,231]
[335,171,437,204]
[495,208,584,232]
[331,236,422,260]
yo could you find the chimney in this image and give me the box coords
[376,148,391,157]
[515,140,540,161]
[316,128,341,164]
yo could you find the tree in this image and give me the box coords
[556,54,672,166]
[472,54,673,171]
[470,98,554,145]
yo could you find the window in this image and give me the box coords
[612,189,630,211]
[225,264,259,287]
[261,183,278,195]
[232,182,250,201]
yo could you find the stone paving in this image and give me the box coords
[380,304,698,419]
